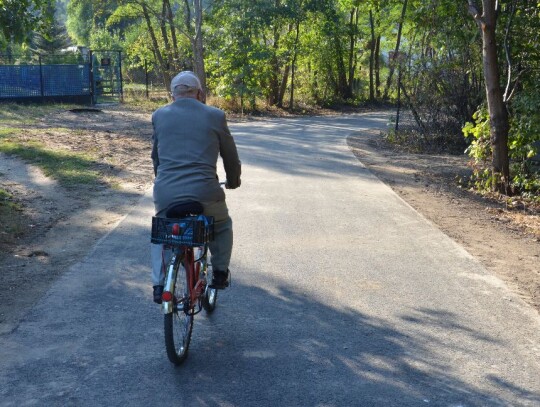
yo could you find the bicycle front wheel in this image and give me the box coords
[164,261,193,365]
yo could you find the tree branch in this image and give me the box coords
[503,0,517,102]
[504,69,526,103]
[467,0,484,25]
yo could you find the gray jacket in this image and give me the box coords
[151,98,241,214]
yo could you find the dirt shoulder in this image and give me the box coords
[1,106,539,334]
[348,130,540,314]
[0,105,154,334]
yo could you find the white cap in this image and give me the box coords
[170,71,202,92]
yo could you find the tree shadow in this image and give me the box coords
[157,272,539,406]
[1,212,539,406]
[228,113,390,179]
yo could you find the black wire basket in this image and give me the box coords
[151,216,214,246]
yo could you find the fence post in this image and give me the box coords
[38,55,44,97]
[118,51,124,102]
[145,59,149,99]
[395,63,402,134]
[89,50,95,105]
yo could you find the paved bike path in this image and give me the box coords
[1,113,540,406]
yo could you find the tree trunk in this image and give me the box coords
[347,7,358,99]
[469,0,510,193]
[289,20,300,111]
[375,35,381,99]
[268,27,281,105]
[192,0,206,100]
[335,33,349,99]
[164,0,180,67]
[159,1,173,69]
[268,0,283,106]
[141,4,171,94]
[183,0,206,101]
[369,9,375,101]
[383,0,408,100]
[277,65,290,108]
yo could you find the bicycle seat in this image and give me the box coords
[165,201,204,218]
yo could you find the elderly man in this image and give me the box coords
[150,71,241,304]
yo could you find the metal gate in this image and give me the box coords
[90,50,123,104]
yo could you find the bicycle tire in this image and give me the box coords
[202,286,218,313]
[164,259,193,365]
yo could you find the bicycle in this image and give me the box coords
[151,201,217,365]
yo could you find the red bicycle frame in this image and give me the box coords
[183,247,207,309]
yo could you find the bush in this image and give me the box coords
[463,106,540,200]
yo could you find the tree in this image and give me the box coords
[0,0,52,47]
[468,0,510,193]
[31,1,70,54]
[366,0,383,101]
[394,0,482,132]
[383,0,408,100]
[182,0,208,100]
[66,0,93,45]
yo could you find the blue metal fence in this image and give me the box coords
[0,52,123,103]
[0,64,91,98]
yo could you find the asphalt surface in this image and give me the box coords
[1,113,540,406]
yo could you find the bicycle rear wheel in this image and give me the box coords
[202,286,218,313]
[202,265,217,313]
[164,260,193,365]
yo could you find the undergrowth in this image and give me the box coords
[463,108,540,204]
[384,121,540,212]
[384,126,467,155]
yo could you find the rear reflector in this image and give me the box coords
[162,291,173,302]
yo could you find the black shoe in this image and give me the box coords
[210,269,230,289]
[153,285,164,304]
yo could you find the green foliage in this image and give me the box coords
[463,108,491,162]
[464,106,540,197]
[509,92,540,162]
[463,108,493,190]
[66,0,119,46]
[507,80,540,198]
[0,0,538,203]
[31,2,71,54]
[66,0,94,45]
[0,0,53,46]
[89,28,122,50]
[206,3,268,104]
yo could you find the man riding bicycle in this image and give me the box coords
[150,71,241,304]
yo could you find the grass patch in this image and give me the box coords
[0,188,22,211]
[0,128,18,137]
[0,134,100,186]
[123,97,167,112]
[0,103,78,125]
[0,188,25,242]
